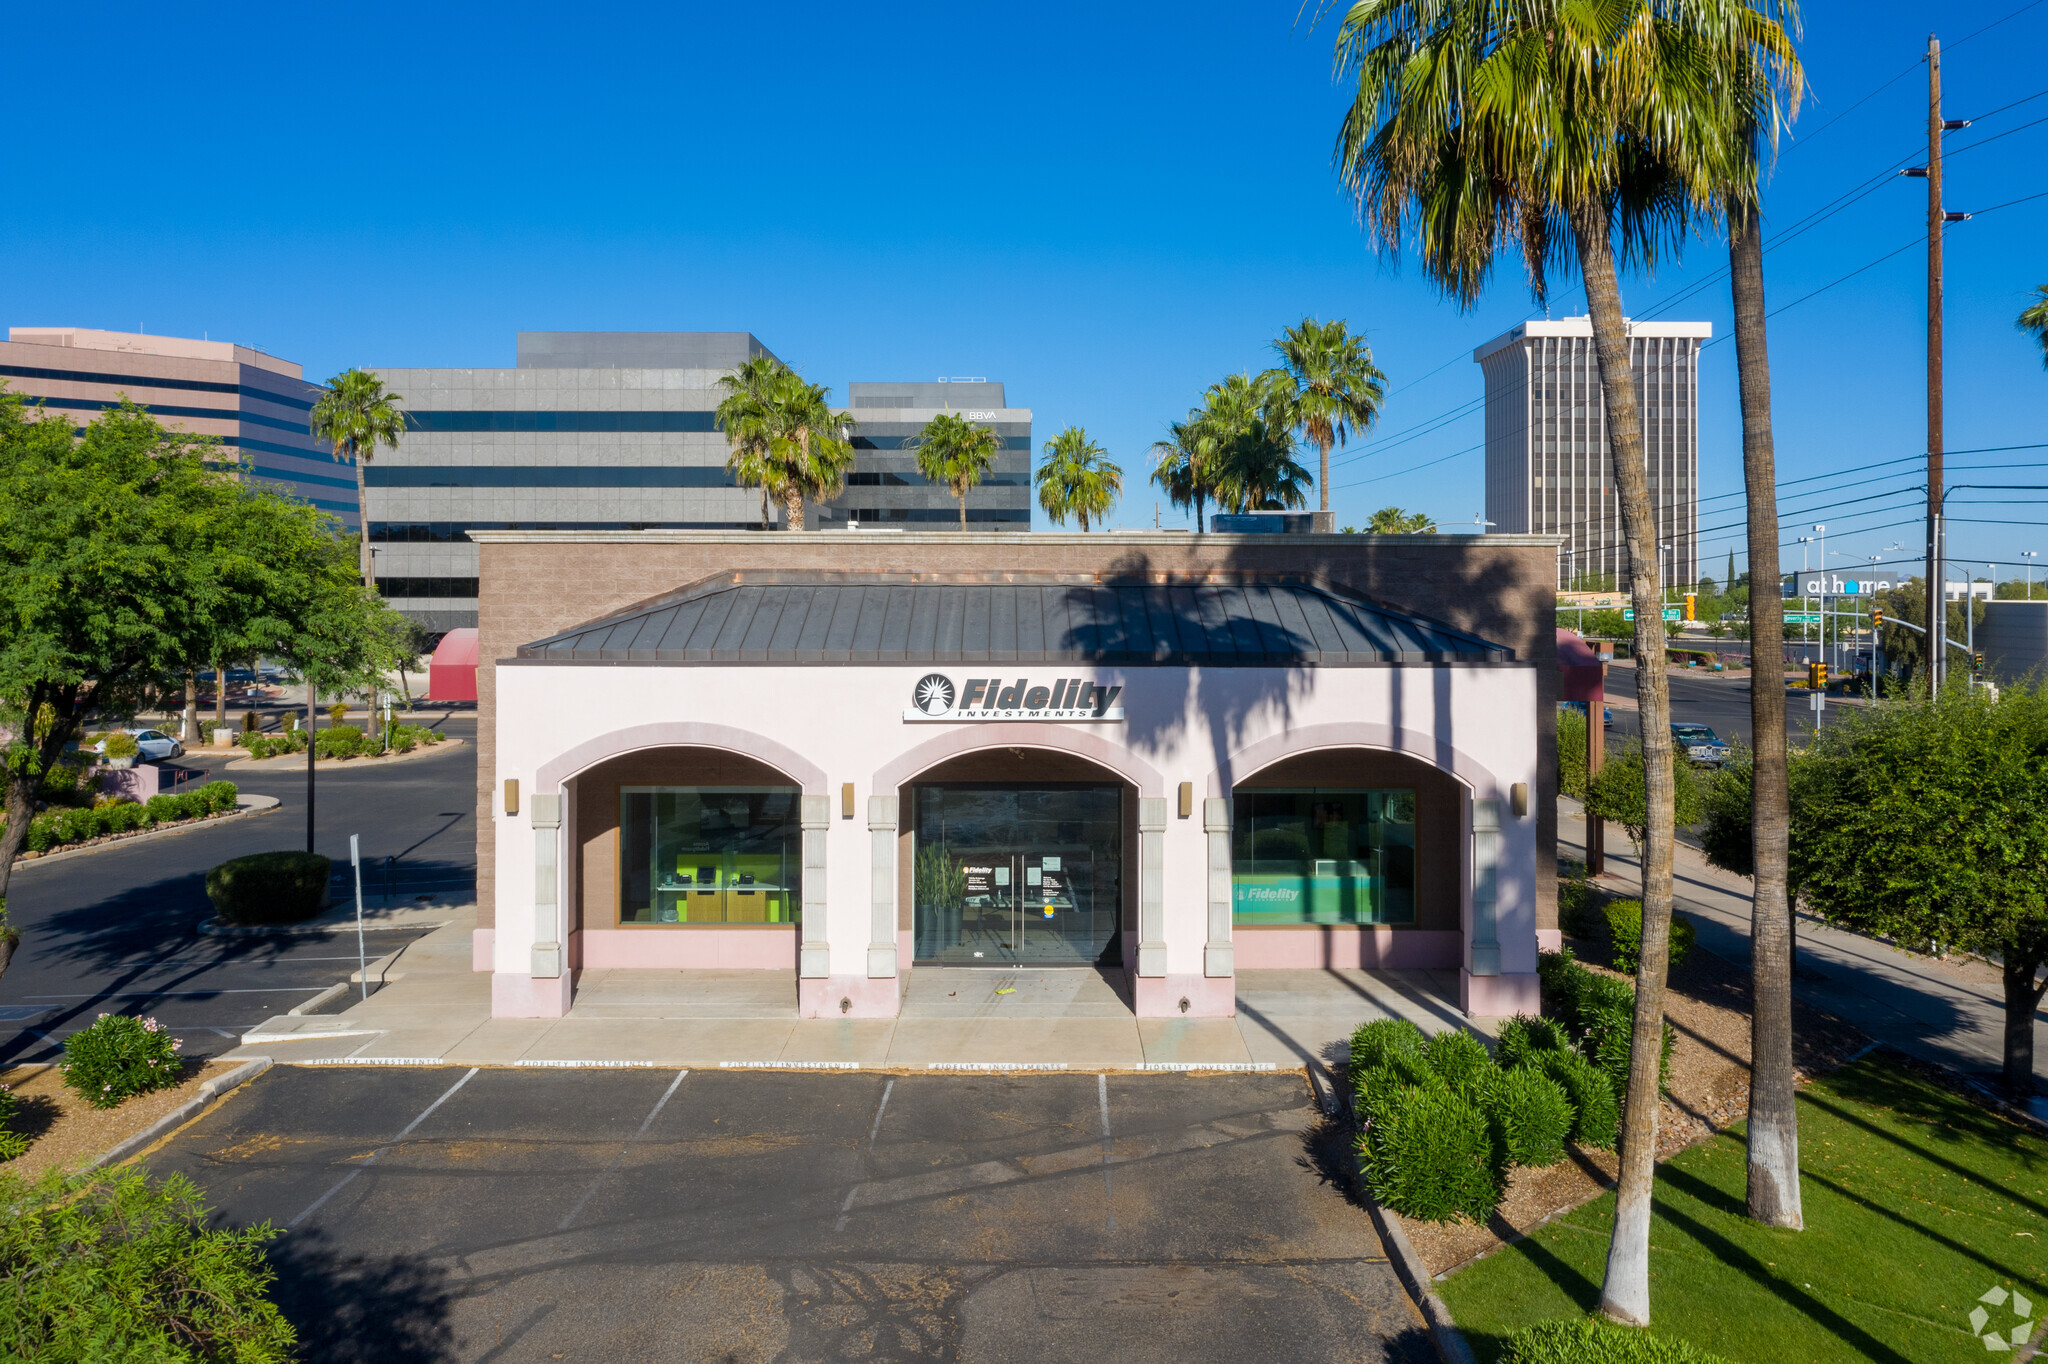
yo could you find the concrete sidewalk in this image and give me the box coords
[1564,798,2046,1094]
[225,909,1470,1079]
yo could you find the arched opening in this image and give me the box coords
[895,746,1136,972]
[568,744,809,971]
[1229,746,1468,970]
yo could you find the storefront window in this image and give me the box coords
[619,787,802,925]
[1231,789,1417,925]
[912,784,1122,965]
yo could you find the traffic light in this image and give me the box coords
[1872,608,1885,628]
[1807,661,1828,689]
[1683,593,1697,622]
[1973,651,1985,672]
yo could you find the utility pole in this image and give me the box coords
[1909,34,1972,688]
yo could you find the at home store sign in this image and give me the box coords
[905,673,1125,723]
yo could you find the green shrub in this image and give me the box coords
[1358,1083,1504,1223]
[1537,1049,1620,1149]
[241,709,260,734]
[201,780,238,813]
[0,1085,27,1162]
[105,801,148,834]
[37,763,86,805]
[55,808,99,845]
[0,1167,297,1361]
[1603,899,1696,973]
[60,1014,184,1109]
[1484,1066,1573,1167]
[1422,1028,1497,1095]
[1497,1014,1569,1069]
[1347,1017,1426,1088]
[101,732,139,760]
[1356,1052,1442,1123]
[313,724,365,759]
[204,851,330,925]
[327,702,349,726]
[1557,875,1602,938]
[1500,1318,1732,1364]
[389,726,418,753]
[1536,948,1674,1102]
[1558,707,1589,799]
[197,719,220,744]
[25,815,61,854]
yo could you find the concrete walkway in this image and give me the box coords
[1564,798,2046,1095]
[225,910,1469,1079]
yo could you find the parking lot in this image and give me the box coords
[143,1065,1428,1364]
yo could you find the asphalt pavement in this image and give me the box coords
[0,717,476,1065]
[1602,663,1849,749]
[141,1066,1429,1364]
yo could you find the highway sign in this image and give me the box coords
[1621,607,1684,622]
[1784,613,1822,625]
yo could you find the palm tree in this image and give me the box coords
[715,355,788,529]
[1202,373,1311,513]
[1711,5,1806,1234]
[1263,318,1386,514]
[2019,286,2048,367]
[1331,0,1794,1326]
[1035,426,1123,531]
[1151,417,1223,532]
[769,370,857,531]
[310,369,406,581]
[1365,506,1433,533]
[910,411,1001,530]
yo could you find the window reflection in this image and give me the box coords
[1231,788,1417,925]
[619,786,801,925]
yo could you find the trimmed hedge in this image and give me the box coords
[204,851,330,925]
[1485,1065,1573,1168]
[12,783,238,856]
[1347,1017,1426,1089]
[1422,1028,1495,1095]
[1496,1014,1570,1069]
[1501,1318,1733,1364]
[1358,1082,1503,1224]
[1604,899,1697,973]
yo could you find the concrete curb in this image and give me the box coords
[86,1057,272,1171]
[287,981,351,1016]
[199,907,461,938]
[9,796,280,871]
[1355,1149,1477,1364]
[223,736,465,773]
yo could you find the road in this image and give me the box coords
[141,1066,1429,1363]
[1601,663,1852,749]
[0,716,476,1065]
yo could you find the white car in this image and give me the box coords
[93,728,185,761]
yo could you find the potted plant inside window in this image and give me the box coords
[102,731,140,770]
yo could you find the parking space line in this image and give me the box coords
[1098,1073,1116,1231]
[287,1067,479,1229]
[833,1077,895,1232]
[558,1069,689,1232]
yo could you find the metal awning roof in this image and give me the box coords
[513,572,1515,666]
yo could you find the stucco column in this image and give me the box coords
[1137,796,1167,977]
[867,794,898,978]
[800,793,830,978]
[1203,797,1233,978]
[530,793,562,979]
[1470,797,1502,976]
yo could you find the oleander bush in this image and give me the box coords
[1484,1065,1574,1168]
[59,1015,184,1109]
[1538,948,1673,1100]
[1347,1017,1426,1088]
[1604,899,1697,973]
[0,1086,27,1162]
[1358,1082,1504,1224]
[1495,1014,1570,1069]
[1535,1049,1620,1149]
[0,1167,297,1362]
[1500,1318,1732,1364]
[1422,1027,1497,1095]
[204,850,330,925]
[1557,873,1604,938]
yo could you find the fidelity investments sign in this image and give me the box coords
[905,674,1125,723]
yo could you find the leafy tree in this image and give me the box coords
[1873,578,1983,685]
[2019,284,2048,368]
[1365,506,1433,534]
[1262,317,1385,514]
[1585,745,1706,861]
[1583,609,1630,640]
[309,368,406,581]
[1150,417,1223,532]
[1330,0,1798,1320]
[1034,426,1122,531]
[1791,683,2048,1096]
[911,412,1001,530]
[386,615,436,705]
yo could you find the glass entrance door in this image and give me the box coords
[911,783,1122,966]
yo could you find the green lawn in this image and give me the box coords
[1438,1058,2048,1363]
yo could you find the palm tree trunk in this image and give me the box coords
[1731,204,1802,1229]
[761,485,771,530]
[784,487,805,532]
[959,492,967,531]
[1196,491,1207,534]
[1319,435,1331,514]
[353,442,371,583]
[1575,207,1679,1330]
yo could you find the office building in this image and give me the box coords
[1475,318,1708,590]
[370,337,1031,634]
[474,528,1555,1021]
[0,327,356,523]
[818,381,1031,530]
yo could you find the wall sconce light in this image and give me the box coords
[841,783,855,819]
[1178,782,1193,818]
[503,778,520,816]
[1511,782,1529,817]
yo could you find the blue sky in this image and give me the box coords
[7,1,2045,577]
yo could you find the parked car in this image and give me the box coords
[1671,723,1731,768]
[91,728,185,761]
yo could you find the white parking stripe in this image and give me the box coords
[1098,1073,1115,1231]
[833,1077,895,1232]
[557,1069,689,1231]
[288,1068,478,1229]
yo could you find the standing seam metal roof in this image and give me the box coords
[512,572,1516,666]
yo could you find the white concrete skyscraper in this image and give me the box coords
[1474,318,1709,590]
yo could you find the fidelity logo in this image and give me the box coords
[905,674,1124,723]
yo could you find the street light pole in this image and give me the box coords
[2023,549,2039,600]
